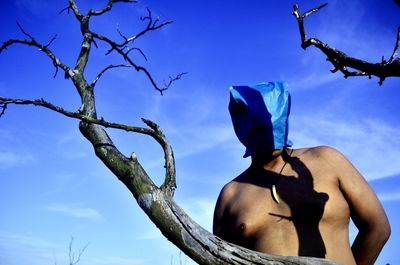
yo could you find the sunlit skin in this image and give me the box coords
[213,147,390,265]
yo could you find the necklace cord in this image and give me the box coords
[272,148,293,204]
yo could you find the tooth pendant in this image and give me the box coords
[271,184,280,204]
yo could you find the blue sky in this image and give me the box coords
[0,0,399,265]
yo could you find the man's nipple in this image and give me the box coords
[239,223,247,233]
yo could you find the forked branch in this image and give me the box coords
[0,96,171,177]
[93,30,186,94]
[0,22,70,78]
[142,118,176,195]
[89,7,181,94]
[293,3,400,85]
[0,96,176,194]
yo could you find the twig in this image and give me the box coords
[58,6,71,15]
[94,8,172,55]
[86,6,182,94]
[302,3,328,18]
[161,73,188,94]
[142,118,176,196]
[68,237,89,265]
[116,23,128,42]
[1,22,70,78]
[0,103,6,117]
[125,47,148,61]
[44,34,57,48]
[387,26,400,64]
[134,8,173,43]
[92,31,185,94]
[91,64,132,88]
[68,0,83,20]
[292,4,328,48]
[88,0,137,16]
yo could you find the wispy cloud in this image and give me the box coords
[140,85,238,169]
[180,197,215,232]
[0,232,64,265]
[136,229,163,241]
[291,115,400,181]
[45,205,103,220]
[0,128,15,141]
[172,123,235,158]
[15,0,54,18]
[377,191,400,202]
[0,150,34,169]
[288,72,340,92]
[85,256,152,265]
[142,122,237,172]
[0,232,63,249]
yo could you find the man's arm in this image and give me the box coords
[213,182,235,239]
[213,191,225,237]
[324,147,391,265]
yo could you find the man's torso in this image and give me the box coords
[218,147,357,265]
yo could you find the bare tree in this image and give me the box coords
[68,237,88,265]
[293,3,400,85]
[0,1,340,264]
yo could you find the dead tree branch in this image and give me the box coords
[93,29,187,94]
[63,0,183,94]
[91,64,132,88]
[88,0,137,17]
[0,96,176,194]
[89,9,182,94]
[0,22,70,78]
[293,3,400,85]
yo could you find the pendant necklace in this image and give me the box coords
[271,148,293,204]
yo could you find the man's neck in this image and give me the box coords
[251,149,287,172]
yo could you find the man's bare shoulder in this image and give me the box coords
[219,175,242,199]
[293,145,345,163]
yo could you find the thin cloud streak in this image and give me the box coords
[378,191,400,202]
[288,72,340,92]
[0,151,35,169]
[291,115,400,181]
[0,232,63,249]
[136,229,163,241]
[180,197,215,232]
[86,256,152,265]
[144,122,236,170]
[45,205,103,220]
[0,232,65,265]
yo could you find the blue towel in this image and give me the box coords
[229,81,293,157]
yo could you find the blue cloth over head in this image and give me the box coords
[229,81,293,157]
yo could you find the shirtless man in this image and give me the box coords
[213,82,390,265]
